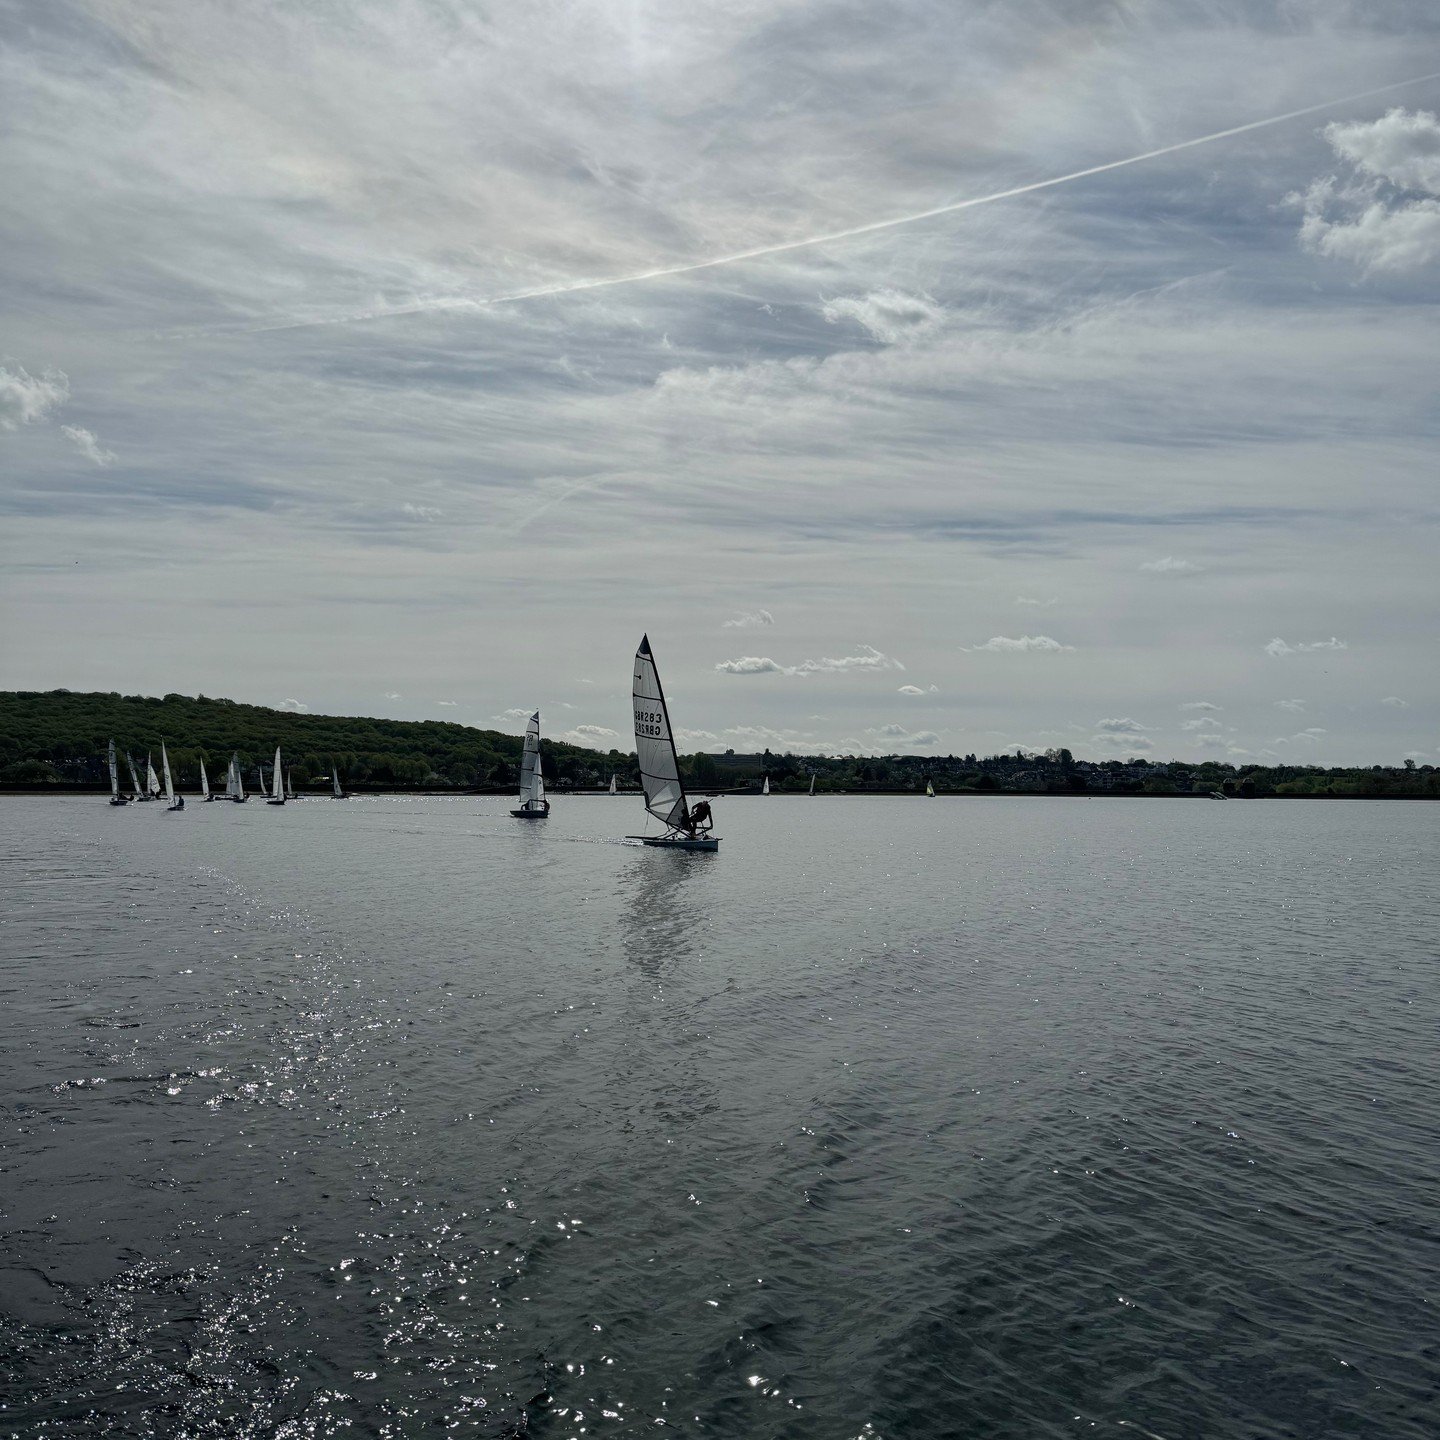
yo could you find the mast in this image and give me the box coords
[161,743,175,802]
[108,739,120,798]
[632,635,690,830]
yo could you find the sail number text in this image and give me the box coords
[636,709,666,738]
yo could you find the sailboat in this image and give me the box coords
[227,753,247,803]
[630,635,719,851]
[761,775,770,796]
[107,739,129,805]
[809,773,816,796]
[145,752,161,801]
[200,758,215,801]
[161,743,184,811]
[609,774,618,795]
[925,779,935,797]
[286,767,296,801]
[266,747,286,805]
[332,764,348,799]
[125,751,146,801]
[511,713,550,818]
[254,763,268,797]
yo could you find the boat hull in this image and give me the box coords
[266,799,286,806]
[511,808,548,819]
[109,797,129,806]
[633,834,720,852]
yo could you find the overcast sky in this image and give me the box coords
[2,1,1437,764]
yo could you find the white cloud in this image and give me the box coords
[1014,595,1057,608]
[962,635,1074,654]
[1181,716,1222,732]
[1140,556,1203,575]
[1274,698,1307,712]
[61,425,116,466]
[1194,734,1229,750]
[1299,109,1440,276]
[279,697,308,712]
[1380,695,1409,708]
[821,289,943,346]
[675,728,718,745]
[897,685,924,696]
[715,655,786,675]
[399,501,442,521]
[1091,733,1153,752]
[1179,701,1221,712]
[383,691,402,700]
[1095,716,1148,735]
[434,699,457,706]
[872,725,938,747]
[0,362,68,430]
[722,609,774,629]
[492,707,533,724]
[1265,637,1347,657]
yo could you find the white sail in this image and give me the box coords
[286,766,295,800]
[237,759,245,799]
[271,747,284,802]
[200,759,210,798]
[632,635,689,829]
[926,779,935,797]
[108,739,120,798]
[161,743,175,802]
[609,774,617,795]
[125,751,142,797]
[761,776,770,795]
[146,753,160,797]
[809,773,815,796]
[332,766,342,797]
[518,712,544,809]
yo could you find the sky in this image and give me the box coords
[2,0,1437,765]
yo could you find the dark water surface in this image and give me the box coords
[1,794,1436,1439]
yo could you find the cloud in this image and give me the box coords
[1179,701,1221,712]
[1274,698,1307,712]
[492,707,534,724]
[1194,734,1229,750]
[715,655,787,675]
[1265,637,1347,657]
[383,691,402,700]
[897,685,924,696]
[961,635,1074,654]
[722,609,774,629]
[874,724,938,746]
[821,289,943,346]
[715,645,903,676]
[60,425,117,466]
[1182,716,1222,732]
[1014,596,1057,608]
[1298,109,1440,275]
[1140,556,1203,575]
[1380,695,1409,708]
[676,728,718,745]
[400,502,442,521]
[1091,733,1154,752]
[434,699,458,706]
[0,362,68,430]
[1095,716,1148,735]
[279,697,308,712]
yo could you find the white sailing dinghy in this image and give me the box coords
[266,747,286,805]
[761,775,770,796]
[332,765,348,799]
[630,635,718,851]
[161,743,184,811]
[286,767,296,801]
[200,758,214,801]
[925,779,935,797]
[511,712,550,818]
[227,753,247,803]
[107,739,129,805]
[609,774,618,796]
[809,773,816,796]
[145,753,162,801]
[125,751,145,801]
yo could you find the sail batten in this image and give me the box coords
[632,635,689,830]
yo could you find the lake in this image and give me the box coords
[1,794,1436,1438]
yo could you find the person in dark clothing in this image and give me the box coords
[688,800,713,833]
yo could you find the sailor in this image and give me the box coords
[688,799,712,832]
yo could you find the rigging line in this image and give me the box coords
[242,70,1440,334]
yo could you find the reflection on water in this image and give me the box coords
[2,795,1438,1439]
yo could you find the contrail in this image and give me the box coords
[253,71,1440,333]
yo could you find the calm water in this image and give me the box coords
[1,794,1436,1439]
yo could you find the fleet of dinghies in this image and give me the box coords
[93,633,811,852]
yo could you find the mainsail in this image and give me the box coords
[146,753,161,797]
[609,774,617,795]
[199,759,210,799]
[761,776,770,795]
[518,713,545,810]
[161,743,175,802]
[125,751,142,798]
[332,766,343,798]
[269,747,285,803]
[809,773,816,796]
[108,739,120,799]
[632,635,689,830]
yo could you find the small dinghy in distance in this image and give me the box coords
[332,764,349,799]
[162,742,184,811]
[630,634,719,851]
[511,712,550,818]
[200,757,215,801]
[125,751,145,802]
[226,753,247,803]
[107,739,129,805]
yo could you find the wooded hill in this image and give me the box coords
[0,689,611,789]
